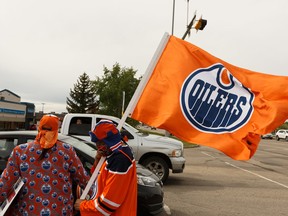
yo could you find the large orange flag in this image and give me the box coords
[131,35,288,160]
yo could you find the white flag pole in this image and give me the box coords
[80,32,170,200]
[117,32,170,130]
[80,156,106,199]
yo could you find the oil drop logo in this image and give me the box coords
[180,63,254,133]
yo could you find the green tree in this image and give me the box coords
[66,72,99,113]
[94,63,140,118]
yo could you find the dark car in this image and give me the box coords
[0,131,164,216]
[261,133,273,139]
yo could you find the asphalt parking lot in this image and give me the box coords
[159,138,288,216]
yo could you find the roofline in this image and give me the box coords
[0,89,21,98]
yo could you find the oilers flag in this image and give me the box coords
[131,35,288,160]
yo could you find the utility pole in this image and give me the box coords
[171,0,176,35]
[41,103,45,113]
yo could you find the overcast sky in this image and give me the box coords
[1,0,287,113]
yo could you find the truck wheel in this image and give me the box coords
[276,136,280,141]
[142,156,169,183]
[286,137,288,141]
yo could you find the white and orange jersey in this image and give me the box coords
[80,145,137,216]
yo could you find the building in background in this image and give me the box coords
[0,89,34,130]
[0,89,66,130]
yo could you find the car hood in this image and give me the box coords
[141,133,183,147]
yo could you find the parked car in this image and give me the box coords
[0,131,164,216]
[261,133,273,139]
[275,129,288,141]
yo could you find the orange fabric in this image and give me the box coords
[38,114,59,131]
[131,35,288,160]
[35,114,59,149]
[93,121,119,140]
[80,152,137,215]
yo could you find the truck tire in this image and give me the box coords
[142,156,169,183]
[276,136,280,141]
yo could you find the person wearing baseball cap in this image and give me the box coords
[74,119,137,216]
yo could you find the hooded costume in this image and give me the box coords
[80,120,137,216]
[0,114,91,216]
[35,114,59,149]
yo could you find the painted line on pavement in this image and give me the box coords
[202,151,288,189]
[225,162,288,189]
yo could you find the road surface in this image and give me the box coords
[161,139,288,216]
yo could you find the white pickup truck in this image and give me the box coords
[60,113,185,182]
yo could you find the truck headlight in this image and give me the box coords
[172,149,182,157]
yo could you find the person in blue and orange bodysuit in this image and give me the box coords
[0,114,92,216]
[74,119,137,216]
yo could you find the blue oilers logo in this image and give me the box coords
[180,64,254,133]
[42,199,49,206]
[20,162,29,172]
[41,184,51,194]
[52,169,58,175]
[41,161,51,170]
[36,196,42,202]
[43,175,50,182]
[63,184,69,193]
[40,208,51,216]
[20,154,27,161]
